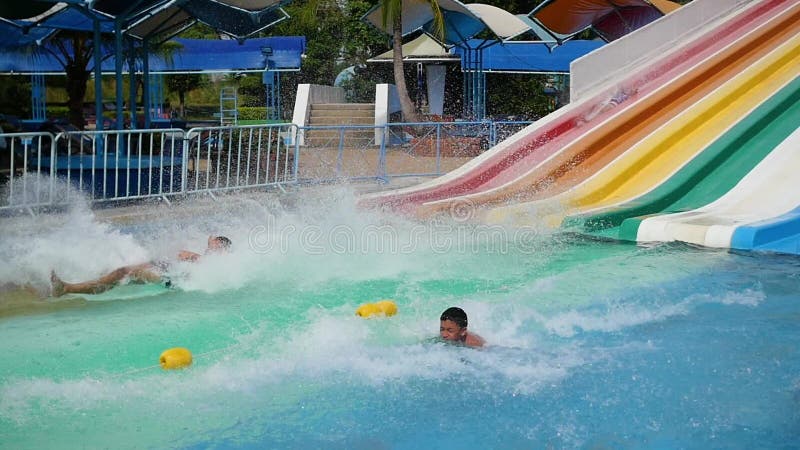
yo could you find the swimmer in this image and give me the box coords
[439,306,485,348]
[50,235,231,297]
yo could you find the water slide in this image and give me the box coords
[358,0,799,216]
[561,74,800,242]
[631,126,800,253]
[483,32,800,229]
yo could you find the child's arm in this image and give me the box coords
[177,250,202,262]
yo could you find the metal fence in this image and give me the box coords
[297,120,533,182]
[0,120,532,211]
[184,124,297,193]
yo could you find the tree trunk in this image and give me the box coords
[65,64,89,129]
[392,14,420,123]
[179,91,186,117]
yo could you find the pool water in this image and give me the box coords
[0,186,798,449]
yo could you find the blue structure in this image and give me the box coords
[30,74,46,122]
[0,35,306,126]
[0,1,302,200]
[0,0,294,130]
[148,74,165,121]
[263,70,281,121]
[453,40,605,74]
[363,1,602,119]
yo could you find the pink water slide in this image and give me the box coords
[358,0,795,214]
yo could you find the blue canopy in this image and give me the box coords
[151,37,306,73]
[1,1,290,42]
[0,36,306,74]
[454,40,604,73]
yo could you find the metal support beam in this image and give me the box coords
[114,19,124,131]
[142,38,151,128]
[93,17,104,132]
[127,36,137,130]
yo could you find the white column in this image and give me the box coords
[426,64,446,116]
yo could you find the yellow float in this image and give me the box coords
[159,347,193,370]
[356,299,398,318]
[375,300,398,316]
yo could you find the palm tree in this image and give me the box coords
[381,0,444,123]
[298,0,445,123]
[48,31,97,129]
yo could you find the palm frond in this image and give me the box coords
[381,0,402,29]
[427,1,445,42]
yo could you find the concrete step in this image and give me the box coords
[304,135,375,147]
[305,130,374,140]
[311,103,374,111]
[309,117,375,126]
[309,110,374,120]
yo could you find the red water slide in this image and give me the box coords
[358,0,794,213]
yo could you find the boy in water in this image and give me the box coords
[50,235,231,296]
[439,306,485,348]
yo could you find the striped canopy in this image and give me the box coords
[529,0,681,43]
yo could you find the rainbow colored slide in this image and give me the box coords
[485,31,800,228]
[359,0,797,212]
[635,126,800,253]
[360,0,800,255]
[565,74,800,242]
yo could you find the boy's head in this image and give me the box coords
[207,235,232,253]
[439,307,468,342]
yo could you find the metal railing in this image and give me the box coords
[1,123,299,212]
[296,120,534,183]
[0,120,532,211]
[184,124,298,193]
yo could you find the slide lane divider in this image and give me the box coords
[418,3,800,220]
[564,73,800,242]
[486,46,800,230]
[357,0,795,212]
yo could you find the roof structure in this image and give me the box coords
[368,34,604,74]
[363,0,536,47]
[0,36,306,74]
[151,37,306,73]
[0,0,296,129]
[455,39,605,74]
[529,0,682,43]
[0,0,291,44]
[367,34,457,63]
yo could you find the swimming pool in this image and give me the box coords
[1,186,798,449]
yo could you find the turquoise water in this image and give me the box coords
[0,187,798,449]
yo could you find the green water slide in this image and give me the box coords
[561,75,800,242]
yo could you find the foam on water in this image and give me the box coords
[540,288,765,338]
[0,183,796,448]
[0,184,149,291]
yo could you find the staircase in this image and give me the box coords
[304,103,375,147]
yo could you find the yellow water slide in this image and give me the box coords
[411,3,800,222]
[484,28,800,226]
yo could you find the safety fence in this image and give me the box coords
[0,120,532,211]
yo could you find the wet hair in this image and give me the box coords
[440,307,468,328]
[212,236,232,249]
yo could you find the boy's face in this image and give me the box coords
[207,236,225,252]
[440,319,466,342]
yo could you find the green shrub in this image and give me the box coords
[238,107,268,121]
[46,106,69,119]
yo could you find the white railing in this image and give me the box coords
[184,124,298,193]
[0,120,531,212]
[0,124,299,212]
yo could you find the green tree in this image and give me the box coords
[47,31,96,128]
[268,0,386,118]
[165,74,206,117]
[379,0,444,123]
[283,0,444,122]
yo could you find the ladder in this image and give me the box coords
[219,86,238,125]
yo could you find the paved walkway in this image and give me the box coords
[0,176,430,233]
